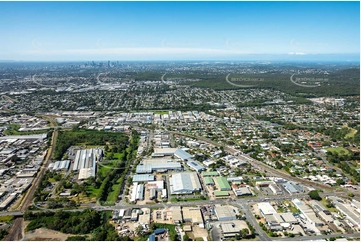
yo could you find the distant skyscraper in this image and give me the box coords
[108,60,111,68]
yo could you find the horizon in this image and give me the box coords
[0,1,359,61]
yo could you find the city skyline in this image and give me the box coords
[0,1,359,61]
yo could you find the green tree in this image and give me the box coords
[308,190,322,201]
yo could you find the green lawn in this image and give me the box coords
[112,153,124,159]
[87,185,101,198]
[327,147,352,156]
[0,215,14,222]
[106,177,123,205]
[288,205,300,214]
[321,197,338,212]
[345,128,357,139]
[277,207,285,213]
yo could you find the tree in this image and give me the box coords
[308,190,322,201]
[135,225,144,237]
[336,178,345,186]
[183,234,190,241]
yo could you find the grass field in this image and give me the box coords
[327,147,352,156]
[345,128,358,139]
[0,215,14,222]
[106,177,123,205]
[321,197,338,212]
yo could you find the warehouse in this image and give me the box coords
[220,221,249,238]
[201,171,219,177]
[258,202,277,216]
[0,193,18,210]
[292,199,323,226]
[214,191,229,197]
[148,181,164,190]
[204,177,215,185]
[161,189,167,198]
[136,162,182,174]
[136,184,144,201]
[169,172,201,194]
[170,206,182,224]
[130,183,145,202]
[49,160,70,171]
[152,148,178,157]
[187,160,205,172]
[279,213,298,224]
[149,188,156,200]
[73,148,103,180]
[283,182,298,194]
[214,205,238,221]
[132,174,155,182]
[174,148,193,160]
[182,207,204,225]
[227,177,243,183]
[214,177,231,191]
[232,185,252,196]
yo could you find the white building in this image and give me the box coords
[169,172,201,194]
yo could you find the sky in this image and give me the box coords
[0,1,359,61]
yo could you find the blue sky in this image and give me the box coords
[0,1,359,61]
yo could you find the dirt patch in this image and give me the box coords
[24,228,73,241]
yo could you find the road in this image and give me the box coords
[4,116,58,241]
[161,73,166,84]
[275,233,360,241]
[238,202,271,241]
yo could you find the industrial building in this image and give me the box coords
[148,181,164,190]
[0,193,18,210]
[135,161,182,174]
[256,181,282,195]
[220,221,250,238]
[292,199,324,226]
[309,200,333,223]
[204,177,215,185]
[329,196,360,227]
[152,148,178,157]
[214,177,231,191]
[169,172,201,194]
[214,191,229,197]
[232,184,252,196]
[283,182,298,194]
[170,206,183,224]
[201,171,219,177]
[149,189,157,200]
[130,183,144,202]
[182,207,204,225]
[73,148,103,180]
[132,174,155,182]
[187,160,205,172]
[214,205,238,221]
[50,160,70,171]
[161,189,167,198]
[174,148,193,161]
[258,202,277,216]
